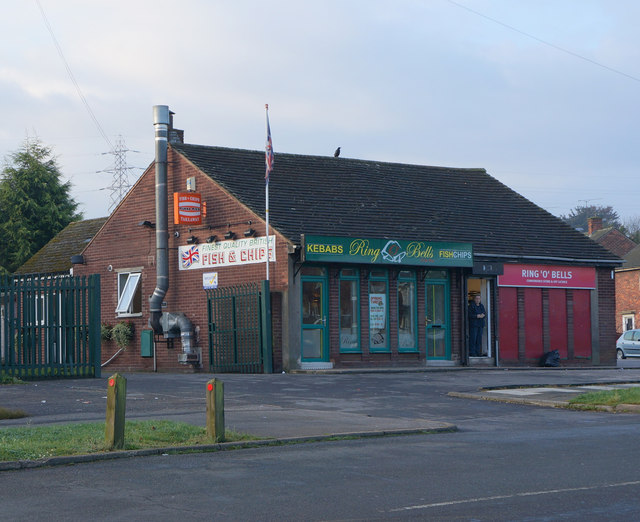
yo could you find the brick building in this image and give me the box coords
[586,216,639,339]
[614,245,640,337]
[73,107,622,372]
[588,216,637,259]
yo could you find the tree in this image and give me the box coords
[0,138,82,273]
[621,215,640,244]
[560,204,621,232]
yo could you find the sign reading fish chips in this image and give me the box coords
[178,236,276,271]
[173,192,202,225]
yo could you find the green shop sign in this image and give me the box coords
[301,235,473,267]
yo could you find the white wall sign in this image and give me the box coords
[179,236,276,271]
[203,272,218,289]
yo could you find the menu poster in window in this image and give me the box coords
[369,294,386,329]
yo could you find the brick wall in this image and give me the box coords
[597,267,617,365]
[76,148,288,372]
[615,268,640,335]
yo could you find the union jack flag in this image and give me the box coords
[181,245,200,268]
[265,105,274,184]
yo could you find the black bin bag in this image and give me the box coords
[540,349,560,367]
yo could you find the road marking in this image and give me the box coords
[485,389,543,396]
[532,387,582,393]
[485,387,578,396]
[390,480,640,512]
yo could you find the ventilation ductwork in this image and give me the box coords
[149,105,198,365]
[159,312,195,360]
[149,105,170,335]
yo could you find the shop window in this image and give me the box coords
[425,270,448,280]
[116,272,142,316]
[339,269,360,352]
[398,270,417,352]
[368,270,389,352]
[301,266,327,277]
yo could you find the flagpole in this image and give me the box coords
[265,104,272,281]
[265,169,270,282]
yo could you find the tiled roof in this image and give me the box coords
[622,244,640,270]
[589,228,611,242]
[589,227,637,258]
[172,143,621,264]
[15,217,108,275]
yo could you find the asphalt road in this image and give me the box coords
[3,369,640,520]
[618,357,640,368]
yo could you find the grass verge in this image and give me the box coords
[0,420,259,462]
[0,407,28,420]
[569,387,640,407]
[0,375,26,385]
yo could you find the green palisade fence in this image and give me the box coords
[207,281,272,374]
[0,273,101,380]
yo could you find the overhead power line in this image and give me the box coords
[35,0,115,152]
[446,0,640,84]
[98,136,142,211]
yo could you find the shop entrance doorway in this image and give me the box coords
[301,277,329,362]
[425,277,450,360]
[467,278,492,357]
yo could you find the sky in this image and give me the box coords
[2,0,640,224]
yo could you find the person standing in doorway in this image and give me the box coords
[468,294,486,356]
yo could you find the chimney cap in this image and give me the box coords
[588,216,604,235]
[153,105,170,125]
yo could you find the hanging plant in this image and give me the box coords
[111,321,134,350]
[101,323,113,342]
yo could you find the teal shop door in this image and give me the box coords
[425,280,450,359]
[301,278,328,361]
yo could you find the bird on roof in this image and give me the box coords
[334,147,341,157]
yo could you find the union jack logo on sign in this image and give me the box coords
[181,245,200,268]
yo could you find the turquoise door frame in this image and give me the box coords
[425,278,451,360]
[300,275,329,362]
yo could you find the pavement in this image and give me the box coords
[2,366,640,470]
[450,381,640,412]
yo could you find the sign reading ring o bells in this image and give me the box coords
[301,235,473,267]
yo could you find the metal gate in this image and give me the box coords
[207,281,272,373]
[1,273,101,379]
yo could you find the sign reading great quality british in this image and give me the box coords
[178,236,276,271]
[497,264,596,289]
[301,235,473,267]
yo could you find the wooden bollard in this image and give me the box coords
[105,373,127,449]
[206,378,225,442]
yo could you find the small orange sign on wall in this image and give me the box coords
[173,192,202,225]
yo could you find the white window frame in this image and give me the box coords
[116,272,142,316]
[622,313,635,332]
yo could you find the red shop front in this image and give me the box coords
[497,263,597,364]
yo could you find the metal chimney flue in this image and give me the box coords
[149,105,170,335]
[148,106,198,366]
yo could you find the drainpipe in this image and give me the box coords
[149,105,170,335]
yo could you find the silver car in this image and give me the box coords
[616,329,640,359]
